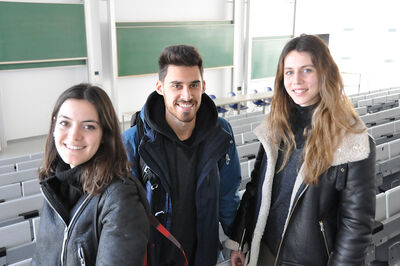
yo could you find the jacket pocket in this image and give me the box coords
[77,244,86,266]
[319,220,332,259]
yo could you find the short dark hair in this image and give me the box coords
[158,44,204,81]
[39,83,130,195]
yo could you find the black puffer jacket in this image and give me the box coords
[32,167,150,266]
[226,118,376,266]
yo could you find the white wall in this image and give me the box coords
[115,0,232,22]
[0,66,88,140]
[295,0,400,93]
[250,0,295,37]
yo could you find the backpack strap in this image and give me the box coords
[130,110,141,127]
[130,111,148,184]
[134,111,144,141]
[148,214,189,266]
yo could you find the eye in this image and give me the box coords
[172,84,181,89]
[191,83,200,88]
[84,124,97,131]
[58,120,68,127]
[285,70,293,76]
[303,68,313,73]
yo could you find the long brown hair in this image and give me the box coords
[39,83,130,195]
[269,34,365,184]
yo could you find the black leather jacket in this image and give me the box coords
[226,120,376,266]
[32,175,150,266]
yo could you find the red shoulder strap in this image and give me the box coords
[143,248,147,266]
[148,214,189,266]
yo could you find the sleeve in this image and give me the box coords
[331,137,376,265]
[95,179,150,266]
[225,144,265,252]
[218,118,242,234]
[122,126,141,179]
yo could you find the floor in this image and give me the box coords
[0,135,46,159]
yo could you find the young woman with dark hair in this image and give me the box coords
[32,83,149,265]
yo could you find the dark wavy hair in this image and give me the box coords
[158,44,204,81]
[39,83,130,195]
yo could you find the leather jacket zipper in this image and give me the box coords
[319,220,330,257]
[78,245,86,266]
[41,187,90,266]
[61,196,90,266]
[274,185,308,266]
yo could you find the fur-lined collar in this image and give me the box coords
[254,118,370,166]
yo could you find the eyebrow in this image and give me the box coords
[169,80,201,84]
[284,64,315,69]
[58,115,100,124]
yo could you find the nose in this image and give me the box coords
[181,85,192,101]
[69,125,82,141]
[293,71,302,84]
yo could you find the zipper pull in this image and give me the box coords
[225,153,230,165]
[319,221,325,232]
[78,246,86,266]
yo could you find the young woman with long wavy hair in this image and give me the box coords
[227,34,376,266]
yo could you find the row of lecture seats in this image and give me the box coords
[360,106,400,126]
[235,131,258,146]
[357,93,399,109]
[367,187,400,265]
[0,217,39,265]
[351,89,400,114]
[0,159,42,175]
[375,139,400,193]
[228,114,265,128]
[225,110,264,122]
[349,87,400,105]
[0,152,43,167]
[348,86,400,98]
[0,153,44,265]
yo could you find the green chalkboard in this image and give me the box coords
[116,21,234,76]
[0,1,87,70]
[251,36,291,80]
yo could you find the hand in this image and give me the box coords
[230,250,245,266]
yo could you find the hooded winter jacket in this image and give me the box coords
[226,118,376,266]
[122,92,241,266]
